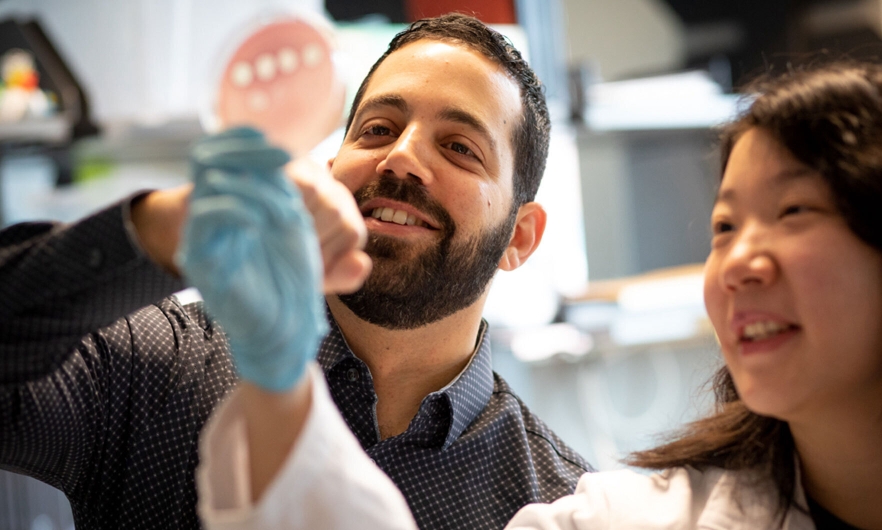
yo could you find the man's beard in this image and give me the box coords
[337,176,517,330]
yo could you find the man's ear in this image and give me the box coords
[498,202,546,271]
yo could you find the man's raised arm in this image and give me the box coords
[180,128,413,529]
[0,186,188,383]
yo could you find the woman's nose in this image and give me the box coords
[375,127,434,185]
[721,224,777,291]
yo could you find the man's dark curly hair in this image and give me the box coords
[344,13,550,208]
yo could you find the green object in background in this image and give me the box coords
[73,158,116,183]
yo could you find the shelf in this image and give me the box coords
[0,117,69,144]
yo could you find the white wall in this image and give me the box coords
[0,0,323,124]
[562,0,685,81]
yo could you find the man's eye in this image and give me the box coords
[363,125,391,136]
[449,142,474,157]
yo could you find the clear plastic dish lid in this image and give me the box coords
[203,12,346,157]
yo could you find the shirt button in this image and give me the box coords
[87,248,103,269]
[346,368,360,382]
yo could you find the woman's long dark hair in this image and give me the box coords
[625,62,882,523]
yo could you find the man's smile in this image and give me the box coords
[359,198,442,233]
[370,207,428,227]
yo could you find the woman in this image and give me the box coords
[641,62,882,528]
[195,62,882,529]
[507,62,882,529]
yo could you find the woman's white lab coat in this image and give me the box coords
[196,366,815,530]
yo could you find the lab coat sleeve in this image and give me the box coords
[197,363,418,530]
[504,468,712,530]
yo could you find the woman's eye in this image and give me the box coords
[781,205,809,217]
[712,220,734,234]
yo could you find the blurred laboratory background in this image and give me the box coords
[2,0,881,528]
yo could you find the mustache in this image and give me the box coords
[353,175,456,237]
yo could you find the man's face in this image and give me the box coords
[329,39,524,329]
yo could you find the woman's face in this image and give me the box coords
[704,127,882,422]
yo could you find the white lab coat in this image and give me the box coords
[196,365,815,530]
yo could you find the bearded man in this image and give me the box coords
[0,14,591,530]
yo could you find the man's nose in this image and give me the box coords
[721,223,778,292]
[375,127,434,185]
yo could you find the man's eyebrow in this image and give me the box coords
[716,167,815,203]
[355,94,410,120]
[438,107,497,153]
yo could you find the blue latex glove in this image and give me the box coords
[177,127,328,391]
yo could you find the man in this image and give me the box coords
[0,14,591,530]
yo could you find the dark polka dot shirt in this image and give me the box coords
[0,198,593,530]
[320,316,593,529]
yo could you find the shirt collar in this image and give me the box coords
[315,309,355,371]
[316,312,494,450]
[433,320,494,449]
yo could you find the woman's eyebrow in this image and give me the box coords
[715,167,815,203]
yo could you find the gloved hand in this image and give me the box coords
[177,127,328,391]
